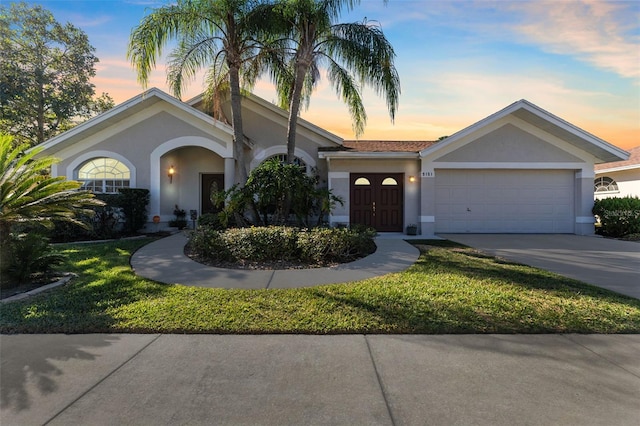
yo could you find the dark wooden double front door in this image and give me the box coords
[350,173,403,232]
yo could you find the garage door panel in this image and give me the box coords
[435,169,574,233]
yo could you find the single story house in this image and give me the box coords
[35,88,629,236]
[594,145,639,199]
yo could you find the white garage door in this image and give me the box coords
[435,169,574,233]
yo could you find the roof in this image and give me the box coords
[319,140,437,153]
[187,92,343,145]
[419,99,629,163]
[595,146,640,173]
[32,88,234,156]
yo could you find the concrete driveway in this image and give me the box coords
[440,234,640,299]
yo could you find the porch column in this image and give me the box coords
[575,168,595,235]
[419,163,436,236]
[327,172,350,227]
[224,157,235,190]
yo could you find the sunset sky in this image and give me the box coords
[27,0,640,150]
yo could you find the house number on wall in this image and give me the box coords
[421,171,435,178]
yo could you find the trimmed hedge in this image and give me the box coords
[593,196,640,237]
[188,226,376,265]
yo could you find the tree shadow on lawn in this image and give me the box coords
[309,246,640,334]
[415,245,637,299]
[0,242,171,334]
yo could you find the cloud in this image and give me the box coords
[507,0,640,79]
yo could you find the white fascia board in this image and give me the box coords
[318,151,420,160]
[430,161,589,170]
[244,93,343,145]
[419,99,628,162]
[517,100,629,161]
[595,164,640,174]
[32,88,233,156]
[32,89,155,154]
[418,100,527,158]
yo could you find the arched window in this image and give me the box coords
[78,157,130,193]
[382,177,399,186]
[266,154,308,170]
[354,177,371,186]
[594,176,619,193]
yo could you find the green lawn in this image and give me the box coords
[1,238,638,334]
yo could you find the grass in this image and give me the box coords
[1,238,639,334]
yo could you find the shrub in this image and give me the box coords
[116,188,149,233]
[297,227,377,263]
[188,227,232,261]
[50,194,125,242]
[213,160,343,227]
[593,196,640,238]
[5,230,65,286]
[188,226,376,265]
[198,213,224,230]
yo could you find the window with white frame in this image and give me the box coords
[78,157,130,193]
[594,176,619,193]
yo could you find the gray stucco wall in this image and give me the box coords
[58,111,219,190]
[436,124,584,163]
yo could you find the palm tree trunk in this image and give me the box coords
[280,61,310,225]
[228,65,248,185]
[286,61,308,164]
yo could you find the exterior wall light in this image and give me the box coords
[409,175,416,183]
[168,165,175,183]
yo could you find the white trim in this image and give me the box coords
[243,94,343,145]
[66,150,137,186]
[419,216,435,222]
[319,151,419,159]
[328,172,350,179]
[33,88,234,155]
[419,99,627,163]
[250,145,316,172]
[595,164,640,174]
[430,162,589,171]
[576,216,596,224]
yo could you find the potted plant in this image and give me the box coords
[406,224,418,235]
[169,205,187,229]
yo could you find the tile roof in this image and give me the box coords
[319,140,437,153]
[595,146,640,171]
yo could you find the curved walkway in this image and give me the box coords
[131,232,420,289]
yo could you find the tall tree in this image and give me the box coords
[0,134,103,286]
[128,0,272,184]
[0,2,114,147]
[264,0,400,164]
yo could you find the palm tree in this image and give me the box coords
[263,0,400,163]
[128,0,270,184]
[0,134,102,284]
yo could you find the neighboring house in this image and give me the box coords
[594,146,640,199]
[34,88,628,236]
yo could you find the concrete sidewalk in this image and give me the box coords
[131,232,420,288]
[2,334,639,425]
